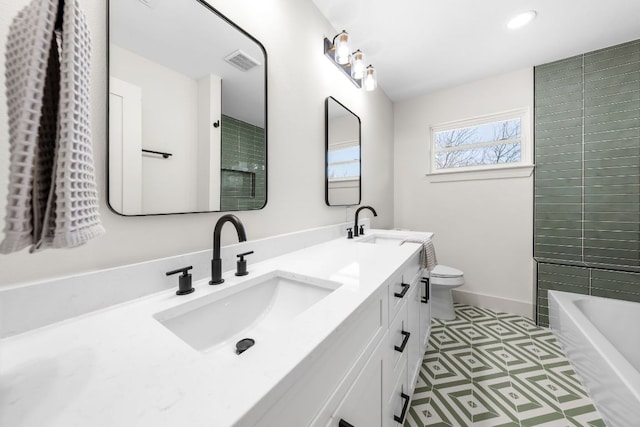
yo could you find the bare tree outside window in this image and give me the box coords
[434,118,522,170]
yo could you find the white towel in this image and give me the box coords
[1,0,104,254]
[402,236,438,271]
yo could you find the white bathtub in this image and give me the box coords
[549,290,640,427]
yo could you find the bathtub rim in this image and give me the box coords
[548,290,640,403]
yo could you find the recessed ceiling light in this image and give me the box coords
[507,11,537,29]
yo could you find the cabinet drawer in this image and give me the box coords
[384,299,409,402]
[387,358,410,427]
[388,254,421,324]
[255,292,386,427]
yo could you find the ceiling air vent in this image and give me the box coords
[224,50,261,72]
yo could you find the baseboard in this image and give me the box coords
[452,289,534,320]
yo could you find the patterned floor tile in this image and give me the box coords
[404,304,606,427]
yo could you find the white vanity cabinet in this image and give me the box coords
[256,252,431,427]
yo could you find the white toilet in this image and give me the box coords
[429,264,465,320]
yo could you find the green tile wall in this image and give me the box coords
[220,115,266,211]
[535,40,640,325]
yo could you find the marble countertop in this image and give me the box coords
[0,230,431,427]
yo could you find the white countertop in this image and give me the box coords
[0,230,431,427]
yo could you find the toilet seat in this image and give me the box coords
[430,265,464,286]
[431,265,463,278]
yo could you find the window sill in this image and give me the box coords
[425,164,534,183]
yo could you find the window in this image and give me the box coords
[327,145,360,180]
[429,109,531,175]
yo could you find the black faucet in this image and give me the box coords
[210,214,247,285]
[354,206,378,237]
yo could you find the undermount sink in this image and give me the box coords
[357,234,406,246]
[154,270,342,354]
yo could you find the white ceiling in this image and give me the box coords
[311,0,640,101]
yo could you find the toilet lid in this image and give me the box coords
[431,265,463,278]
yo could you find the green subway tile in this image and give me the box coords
[535,143,582,157]
[536,243,583,255]
[584,40,640,61]
[585,145,640,160]
[539,263,589,276]
[535,133,583,147]
[584,128,640,143]
[536,228,582,238]
[585,193,640,204]
[584,174,640,187]
[537,315,549,328]
[593,268,640,282]
[535,161,583,173]
[536,82,583,100]
[535,56,583,76]
[584,109,640,127]
[535,168,582,180]
[536,235,583,248]
[536,117,583,132]
[585,99,640,117]
[536,125,584,140]
[536,91,583,108]
[584,70,640,91]
[584,80,639,99]
[535,203,582,214]
[535,212,582,223]
[536,194,582,204]
[584,89,640,107]
[535,100,583,117]
[538,280,589,294]
[585,118,640,134]
[584,201,639,213]
[584,156,640,171]
[584,52,640,74]
[535,186,582,196]
[536,109,584,126]
[536,73,583,92]
[536,220,582,231]
[584,62,640,84]
[585,212,639,223]
[584,247,639,260]
[586,238,640,251]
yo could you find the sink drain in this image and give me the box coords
[236,338,255,355]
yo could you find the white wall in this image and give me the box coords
[110,45,199,213]
[0,0,394,287]
[393,68,535,317]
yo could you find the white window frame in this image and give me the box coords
[327,138,360,183]
[427,108,533,181]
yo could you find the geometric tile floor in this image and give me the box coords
[404,304,607,427]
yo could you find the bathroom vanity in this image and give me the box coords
[0,226,432,426]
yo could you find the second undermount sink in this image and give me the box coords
[154,270,342,354]
[357,234,406,246]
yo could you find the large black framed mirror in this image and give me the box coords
[325,97,361,206]
[108,0,267,215]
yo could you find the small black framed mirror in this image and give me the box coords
[325,97,361,206]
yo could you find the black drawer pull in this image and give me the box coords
[421,278,430,304]
[394,392,411,423]
[339,419,354,427]
[394,330,410,352]
[394,282,410,298]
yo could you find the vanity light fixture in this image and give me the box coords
[334,30,350,64]
[363,65,377,91]
[324,31,378,91]
[350,50,365,79]
[507,10,537,29]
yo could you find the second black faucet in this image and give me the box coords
[353,205,378,237]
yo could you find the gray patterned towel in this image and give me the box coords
[402,236,438,271]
